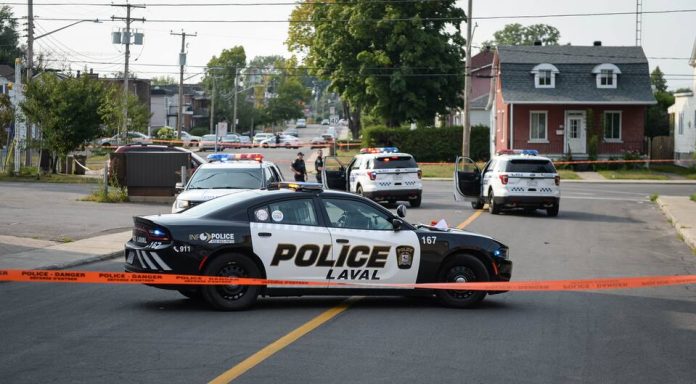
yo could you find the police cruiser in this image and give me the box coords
[454,150,561,216]
[126,182,512,310]
[172,153,284,213]
[322,147,423,207]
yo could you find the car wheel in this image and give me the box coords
[409,194,422,208]
[201,253,262,311]
[262,143,269,148]
[547,203,560,217]
[435,254,489,308]
[471,200,484,210]
[356,185,364,197]
[101,142,111,148]
[177,288,203,301]
[488,190,501,214]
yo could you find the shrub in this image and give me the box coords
[157,126,176,139]
[190,127,210,137]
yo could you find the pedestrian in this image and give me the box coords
[275,133,281,146]
[314,149,324,183]
[291,152,307,182]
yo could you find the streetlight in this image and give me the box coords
[34,19,102,41]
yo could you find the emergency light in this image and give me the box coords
[207,153,264,162]
[359,147,400,154]
[496,149,538,156]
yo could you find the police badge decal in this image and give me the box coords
[395,246,414,269]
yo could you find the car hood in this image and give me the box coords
[177,188,250,202]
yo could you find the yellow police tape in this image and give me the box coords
[2,269,696,291]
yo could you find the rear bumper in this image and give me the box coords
[363,189,421,201]
[494,195,560,208]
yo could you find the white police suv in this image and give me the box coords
[454,150,561,216]
[172,153,284,213]
[322,147,423,207]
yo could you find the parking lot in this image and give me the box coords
[1,178,695,383]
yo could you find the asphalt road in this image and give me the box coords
[1,181,695,383]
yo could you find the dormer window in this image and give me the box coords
[592,63,621,89]
[531,63,559,88]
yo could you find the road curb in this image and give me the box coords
[656,197,696,250]
[36,250,123,271]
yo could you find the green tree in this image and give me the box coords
[675,87,692,93]
[646,91,674,139]
[287,0,466,129]
[482,23,561,47]
[0,6,21,67]
[151,75,177,85]
[22,73,106,171]
[0,93,12,145]
[265,77,309,125]
[98,84,151,137]
[650,67,667,93]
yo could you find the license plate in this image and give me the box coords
[527,179,537,187]
[393,174,403,181]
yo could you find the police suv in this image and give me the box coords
[322,147,423,207]
[126,182,512,310]
[172,153,284,213]
[454,150,561,216]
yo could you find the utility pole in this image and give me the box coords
[209,72,216,135]
[112,4,145,142]
[24,0,33,167]
[171,30,196,138]
[635,0,643,46]
[461,0,473,157]
[232,67,239,134]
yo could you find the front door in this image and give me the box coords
[322,156,347,191]
[453,156,481,202]
[566,112,586,154]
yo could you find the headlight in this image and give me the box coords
[493,247,509,260]
[176,200,190,209]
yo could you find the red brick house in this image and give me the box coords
[492,44,656,158]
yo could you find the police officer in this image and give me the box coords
[291,152,307,182]
[314,149,324,183]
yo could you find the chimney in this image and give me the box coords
[593,41,602,46]
[533,41,542,46]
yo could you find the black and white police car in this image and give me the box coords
[322,147,423,207]
[454,150,561,216]
[125,182,512,310]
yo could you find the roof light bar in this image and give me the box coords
[360,147,400,154]
[268,182,323,191]
[206,153,264,162]
[496,149,539,156]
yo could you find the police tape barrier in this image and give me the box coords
[2,269,696,291]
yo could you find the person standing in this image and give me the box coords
[291,152,307,182]
[314,149,324,183]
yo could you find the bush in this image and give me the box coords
[157,126,176,139]
[361,125,490,162]
[190,127,210,137]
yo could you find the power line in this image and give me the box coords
[5,1,449,6]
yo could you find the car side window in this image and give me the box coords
[252,199,318,226]
[263,168,275,185]
[322,198,393,230]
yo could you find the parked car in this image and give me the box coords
[239,135,252,148]
[283,128,299,137]
[253,133,275,146]
[198,134,221,152]
[321,119,330,126]
[296,118,307,128]
[180,131,201,147]
[310,134,334,149]
[108,144,206,184]
[221,134,241,149]
[259,134,301,149]
[99,131,152,147]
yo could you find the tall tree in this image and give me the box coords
[650,67,667,93]
[0,93,12,146]
[151,75,177,85]
[98,84,151,136]
[287,0,466,129]
[203,46,247,129]
[0,5,21,66]
[482,23,560,47]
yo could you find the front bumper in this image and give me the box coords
[362,188,422,201]
[489,258,513,295]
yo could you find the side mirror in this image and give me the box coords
[175,182,184,192]
[392,218,403,231]
[396,204,407,218]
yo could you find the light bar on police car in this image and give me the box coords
[359,147,400,154]
[268,181,323,191]
[496,149,538,156]
[206,153,264,162]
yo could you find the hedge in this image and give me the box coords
[361,125,490,162]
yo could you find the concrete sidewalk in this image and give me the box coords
[657,196,696,251]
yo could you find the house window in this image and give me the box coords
[529,111,548,142]
[531,63,558,89]
[593,63,620,89]
[678,112,684,135]
[603,111,622,141]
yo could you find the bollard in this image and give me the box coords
[103,160,109,195]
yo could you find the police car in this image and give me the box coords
[126,182,512,310]
[322,147,423,207]
[454,150,561,216]
[172,153,284,213]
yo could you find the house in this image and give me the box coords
[667,39,696,165]
[492,43,656,159]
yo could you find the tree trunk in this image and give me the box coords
[348,103,361,140]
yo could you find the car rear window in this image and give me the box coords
[506,159,556,173]
[374,156,417,169]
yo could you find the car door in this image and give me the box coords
[319,197,421,286]
[322,156,347,191]
[453,156,482,201]
[249,198,333,287]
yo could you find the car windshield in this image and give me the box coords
[201,135,216,141]
[374,156,417,169]
[187,168,263,189]
[506,159,556,173]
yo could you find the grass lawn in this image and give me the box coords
[86,154,109,170]
[648,164,696,179]
[0,173,100,184]
[597,169,669,180]
[691,194,696,202]
[558,170,580,180]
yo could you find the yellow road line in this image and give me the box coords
[209,296,362,384]
[456,209,484,229]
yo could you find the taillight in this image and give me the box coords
[369,171,377,181]
[499,174,509,185]
[147,227,170,241]
[554,175,560,186]
[417,169,422,179]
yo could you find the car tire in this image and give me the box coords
[547,203,559,217]
[409,194,422,208]
[471,200,484,210]
[356,185,364,197]
[178,288,203,301]
[201,253,262,311]
[263,143,269,148]
[488,190,501,214]
[435,254,489,308]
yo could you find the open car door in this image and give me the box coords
[453,156,482,203]
[322,156,347,191]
